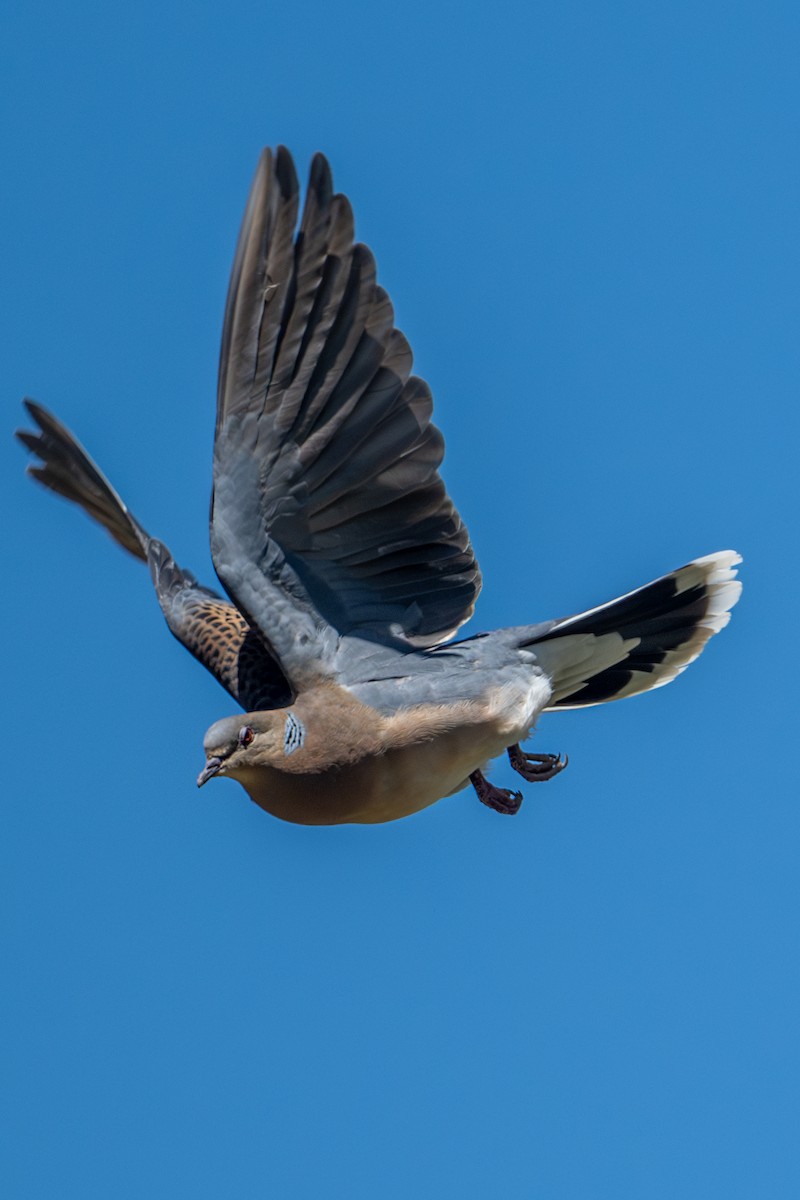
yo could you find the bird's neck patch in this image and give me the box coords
[283,712,306,756]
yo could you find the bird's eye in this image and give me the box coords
[238,725,254,749]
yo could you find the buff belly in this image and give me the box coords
[227,674,552,825]
[231,728,500,823]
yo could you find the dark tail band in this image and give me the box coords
[529,552,742,709]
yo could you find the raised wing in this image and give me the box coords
[210,147,481,687]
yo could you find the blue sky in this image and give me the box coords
[3,1,798,1196]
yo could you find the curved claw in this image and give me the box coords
[469,769,523,815]
[507,744,570,783]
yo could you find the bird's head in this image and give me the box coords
[197,709,306,786]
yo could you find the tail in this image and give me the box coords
[16,399,149,560]
[529,552,742,709]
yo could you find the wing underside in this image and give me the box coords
[211,148,481,687]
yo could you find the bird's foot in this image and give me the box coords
[470,769,523,815]
[508,744,568,782]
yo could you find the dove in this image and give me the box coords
[18,147,741,824]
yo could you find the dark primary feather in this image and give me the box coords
[211,147,481,688]
[18,400,149,560]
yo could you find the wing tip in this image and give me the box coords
[274,144,299,199]
[308,151,334,205]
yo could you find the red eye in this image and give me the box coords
[238,725,254,749]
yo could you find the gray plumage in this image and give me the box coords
[212,148,479,693]
[17,147,742,825]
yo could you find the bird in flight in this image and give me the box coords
[18,147,741,825]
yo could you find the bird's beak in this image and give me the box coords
[197,756,223,788]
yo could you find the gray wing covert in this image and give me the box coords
[210,147,482,689]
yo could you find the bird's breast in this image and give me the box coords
[229,672,551,825]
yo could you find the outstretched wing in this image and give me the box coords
[18,401,291,712]
[210,147,481,688]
